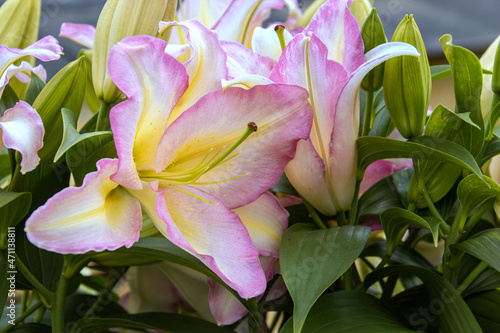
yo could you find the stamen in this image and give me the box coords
[274,25,287,52]
[162,185,219,205]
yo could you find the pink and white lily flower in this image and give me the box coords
[25,32,312,299]
[0,36,62,173]
[269,0,419,216]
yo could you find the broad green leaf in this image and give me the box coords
[357,136,483,180]
[452,229,500,273]
[466,290,500,332]
[363,265,482,332]
[279,291,416,333]
[280,224,370,333]
[23,74,46,105]
[430,64,451,81]
[271,172,299,196]
[361,242,435,270]
[369,88,395,137]
[72,313,233,333]
[91,238,260,323]
[380,208,440,256]
[32,56,86,161]
[0,84,18,115]
[0,192,31,233]
[482,136,500,165]
[462,268,500,297]
[54,108,112,162]
[457,174,500,217]
[67,138,116,187]
[425,104,466,139]
[392,168,414,208]
[440,34,484,157]
[493,127,500,139]
[358,173,404,217]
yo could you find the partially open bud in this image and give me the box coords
[360,8,386,92]
[383,15,430,139]
[92,0,176,103]
[349,0,373,28]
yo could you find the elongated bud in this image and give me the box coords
[0,0,40,52]
[383,15,430,139]
[92,0,176,103]
[349,0,373,28]
[492,40,500,94]
[360,8,387,91]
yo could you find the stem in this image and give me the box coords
[0,301,43,332]
[348,178,362,225]
[20,291,28,319]
[343,266,353,290]
[95,101,111,131]
[464,199,495,235]
[51,273,70,333]
[443,208,465,281]
[336,210,347,226]
[301,197,327,229]
[421,186,450,235]
[13,253,54,304]
[362,90,375,136]
[83,268,122,319]
[458,261,489,295]
[375,255,390,271]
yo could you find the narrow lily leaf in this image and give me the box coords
[0,192,31,231]
[279,291,415,333]
[381,208,440,256]
[440,34,484,157]
[0,251,9,318]
[486,101,500,140]
[493,127,500,139]
[358,174,404,217]
[8,323,51,332]
[271,172,299,196]
[452,229,500,273]
[462,269,500,297]
[54,108,112,162]
[466,290,500,332]
[0,153,10,182]
[457,174,500,217]
[23,74,45,105]
[357,136,483,179]
[72,313,233,333]
[280,224,371,333]
[431,64,451,81]
[0,84,18,115]
[361,242,435,270]
[368,89,395,137]
[482,137,500,165]
[91,237,259,320]
[363,265,482,333]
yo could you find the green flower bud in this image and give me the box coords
[360,8,387,92]
[0,0,40,52]
[383,15,431,139]
[92,0,176,103]
[493,39,500,94]
[349,0,373,28]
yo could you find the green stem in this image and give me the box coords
[348,178,362,225]
[464,199,495,235]
[343,266,353,290]
[362,90,375,136]
[336,210,347,226]
[301,197,327,229]
[20,291,28,319]
[13,254,54,304]
[421,186,450,235]
[83,268,123,320]
[443,208,464,281]
[375,255,390,271]
[458,261,489,295]
[0,301,43,332]
[51,272,70,333]
[95,100,111,131]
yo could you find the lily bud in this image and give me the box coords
[349,0,373,28]
[383,15,430,139]
[92,0,176,103]
[480,34,500,122]
[492,39,500,94]
[0,0,40,53]
[360,8,387,91]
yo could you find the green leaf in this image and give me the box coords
[23,75,46,105]
[452,229,500,273]
[466,290,500,332]
[0,192,31,234]
[9,323,52,332]
[369,88,395,137]
[280,224,370,333]
[357,136,484,179]
[358,173,404,217]
[271,172,298,196]
[54,108,112,162]
[361,242,435,270]
[462,268,500,297]
[363,265,482,332]
[380,208,440,256]
[482,136,500,165]
[0,153,11,185]
[0,251,10,319]
[457,174,500,217]
[72,313,233,333]
[0,84,19,115]
[485,102,500,140]
[392,168,414,208]
[440,34,485,157]
[430,64,451,81]
[279,291,415,333]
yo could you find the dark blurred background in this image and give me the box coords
[1,0,500,77]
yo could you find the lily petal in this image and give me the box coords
[213,0,284,47]
[222,40,275,78]
[177,0,232,27]
[251,24,292,61]
[0,101,44,174]
[360,159,413,195]
[152,184,266,299]
[285,139,337,215]
[303,0,364,73]
[59,23,96,49]
[0,36,63,75]
[25,159,142,253]
[108,35,189,190]
[221,75,274,91]
[155,84,312,209]
[159,19,228,124]
[329,42,419,210]
[0,61,46,100]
